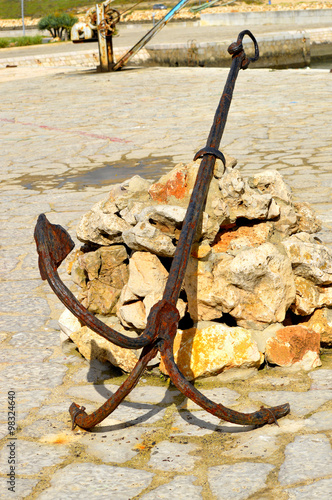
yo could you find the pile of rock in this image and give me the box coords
[60,155,332,379]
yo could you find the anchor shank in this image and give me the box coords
[164,41,248,306]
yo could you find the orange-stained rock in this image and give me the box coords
[148,166,188,202]
[212,222,272,253]
[159,323,263,380]
[265,325,321,370]
[300,307,332,347]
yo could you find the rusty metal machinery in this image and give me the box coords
[34,31,290,431]
[71,0,193,72]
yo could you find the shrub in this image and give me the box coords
[37,13,78,39]
[0,35,44,48]
[0,38,10,49]
[15,35,43,47]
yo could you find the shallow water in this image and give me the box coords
[20,155,176,191]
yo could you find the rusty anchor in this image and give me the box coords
[34,31,290,431]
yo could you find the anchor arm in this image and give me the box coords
[70,342,159,430]
[34,214,155,349]
[160,338,290,426]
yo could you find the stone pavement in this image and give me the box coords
[0,63,332,499]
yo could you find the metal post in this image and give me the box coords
[21,0,25,36]
[96,3,110,72]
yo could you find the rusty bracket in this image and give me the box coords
[34,31,290,431]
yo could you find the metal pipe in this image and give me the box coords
[112,0,192,71]
[21,0,25,36]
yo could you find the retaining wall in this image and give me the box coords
[201,8,332,26]
[146,32,311,69]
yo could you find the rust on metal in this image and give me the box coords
[34,31,290,431]
[72,0,193,72]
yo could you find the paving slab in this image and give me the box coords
[208,462,275,500]
[37,463,154,499]
[278,434,332,486]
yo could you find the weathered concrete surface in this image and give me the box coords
[0,64,331,499]
[201,8,332,26]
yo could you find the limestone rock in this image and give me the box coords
[290,276,332,316]
[69,256,88,288]
[159,323,263,380]
[184,242,295,328]
[67,161,327,376]
[77,245,129,314]
[127,251,168,297]
[147,161,226,243]
[318,287,332,308]
[272,204,299,237]
[81,280,124,315]
[76,175,153,245]
[282,233,332,285]
[265,325,321,370]
[211,222,273,254]
[143,293,187,323]
[137,204,187,227]
[213,154,237,179]
[58,308,82,341]
[59,310,141,372]
[228,243,296,328]
[79,245,128,282]
[117,301,146,330]
[122,220,176,257]
[250,323,283,353]
[117,252,186,330]
[184,256,225,322]
[77,199,131,245]
[246,171,297,237]
[248,170,292,204]
[300,307,332,346]
[217,170,277,223]
[190,241,212,259]
[291,276,320,316]
[107,175,152,211]
[148,162,198,205]
[119,202,145,225]
[294,202,322,234]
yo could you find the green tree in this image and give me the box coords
[38,13,78,39]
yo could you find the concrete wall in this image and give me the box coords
[0,50,99,69]
[146,33,310,69]
[201,9,332,27]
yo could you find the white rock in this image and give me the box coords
[77,210,130,245]
[58,309,81,340]
[117,301,146,330]
[122,221,176,257]
[248,170,292,204]
[227,242,296,327]
[127,252,168,297]
[282,233,332,284]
